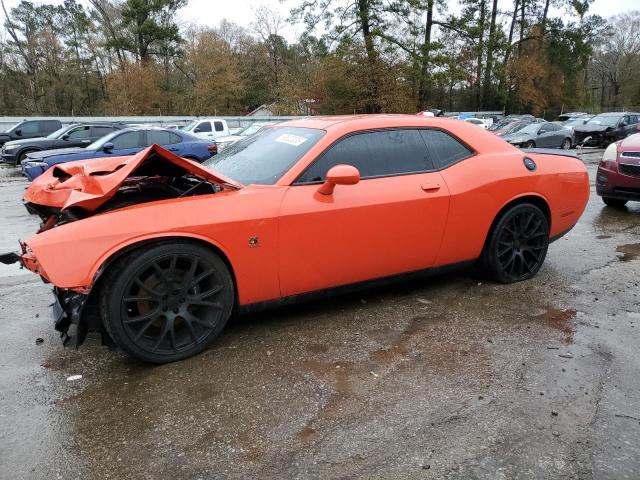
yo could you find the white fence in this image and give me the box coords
[0,115,307,132]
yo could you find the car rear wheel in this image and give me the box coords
[480,204,549,283]
[561,138,571,149]
[100,242,234,363]
[602,197,627,209]
[525,140,536,148]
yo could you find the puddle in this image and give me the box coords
[535,308,577,344]
[616,243,640,262]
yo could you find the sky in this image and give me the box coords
[1,0,638,41]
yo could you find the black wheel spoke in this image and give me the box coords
[123,308,161,324]
[151,319,171,352]
[134,278,162,297]
[183,311,214,329]
[134,318,156,341]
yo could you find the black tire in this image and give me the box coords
[18,149,36,164]
[480,203,549,283]
[561,138,571,150]
[525,140,536,148]
[100,241,234,364]
[602,197,627,209]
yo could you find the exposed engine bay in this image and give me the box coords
[22,147,238,231]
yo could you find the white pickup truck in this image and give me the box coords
[180,118,230,140]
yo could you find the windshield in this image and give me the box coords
[489,120,509,131]
[237,124,266,136]
[86,129,126,150]
[587,115,621,127]
[47,126,71,139]
[504,122,532,134]
[179,120,197,131]
[204,127,325,185]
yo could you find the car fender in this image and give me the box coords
[88,231,236,293]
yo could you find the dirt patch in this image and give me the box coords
[616,243,640,262]
[306,343,329,354]
[535,308,577,344]
[596,235,612,239]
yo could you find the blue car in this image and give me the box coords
[22,127,217,181]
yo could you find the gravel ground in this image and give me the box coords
[1,150,639,479]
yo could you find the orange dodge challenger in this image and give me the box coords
[2,115,589,363]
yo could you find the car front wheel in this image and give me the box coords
[561,138,571,149]
[602,197,627,209]
[100,242,234,363]
[480,204,549,283]
[525,140,536,148]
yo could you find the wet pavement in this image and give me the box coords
[1,152,639,479]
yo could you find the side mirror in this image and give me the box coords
[317,164,360,195]
[62,134,70,141]
[194,126,202,133]
[15,129,22,136]
[102,142,114,153]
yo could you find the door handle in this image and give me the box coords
[421,183,441,192]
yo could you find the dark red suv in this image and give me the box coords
[597,132,640,208]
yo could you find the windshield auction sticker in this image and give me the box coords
[274,134,308,147]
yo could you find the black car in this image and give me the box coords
[0,119,62,147]
[574,112,640,147]
[0,123,124,165]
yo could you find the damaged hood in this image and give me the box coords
[25,147,89,160]
[574,125,610,134]
[24,144,242,212]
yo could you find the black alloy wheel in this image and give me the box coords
[101,242,234,363]
[480,204,549,283]
[561,138,571,149]
[525,140,536,148]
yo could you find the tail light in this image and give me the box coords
[207,144,218,153]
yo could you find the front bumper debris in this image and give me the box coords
[53,288,90,347]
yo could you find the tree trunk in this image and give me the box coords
[417,0,434,110]
[475,0,486,110]
[541,0,551,34]
[481,0,498,108]
[357,0,380,112]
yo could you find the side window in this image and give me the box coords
[196,122,212,133]
[111,132,141,150]
[621,116,630,126]
[67,126,91,139]
[420,130,473,170]
[91,126,117,138]
[297,129,432,183]
[20,122,40,134]
[214,121,224,132]
[147,130,182,145]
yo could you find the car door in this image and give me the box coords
[90,125,118,143]
[57,125,93,148]
[536,124,554,147]
[145,130,183,154]
[278,128,451,297]
[15,121,41,140]
[193,121,214,140]
[95,130,144,158]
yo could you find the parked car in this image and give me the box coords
[21,127,217,181]
[596,133,640,208]
[556,112,589,122]
[574,112,640,147]
[463,118,490,129]
[179,118,230,140]
[215,122,276,150]
[5,116,589,363]
[1,123,124,165]
[0,119,62,146]
[489,116,536,135]
[500,122,573,149]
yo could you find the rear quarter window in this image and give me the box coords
[419,129,473,170]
